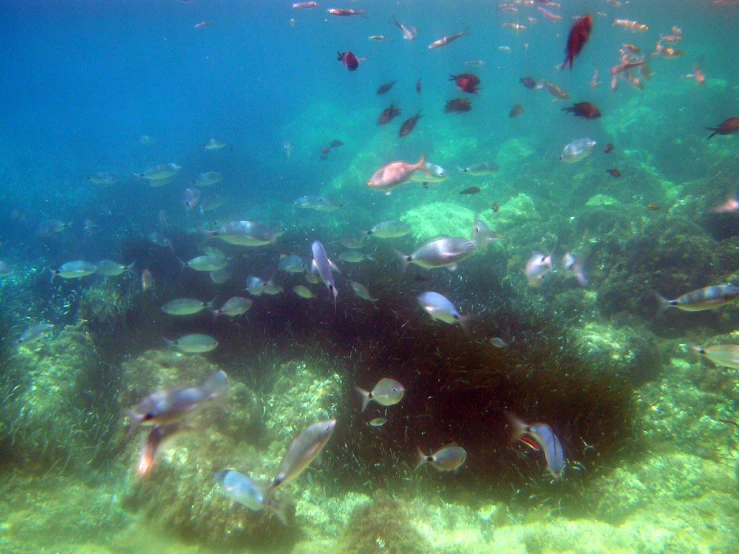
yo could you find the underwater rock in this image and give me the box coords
[339,491,429,554]
[400,202,477,243]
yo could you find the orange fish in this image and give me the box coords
[367,154,432,194]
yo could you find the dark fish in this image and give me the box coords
[416,78,422,94]
[604,143,614,154]
[330,140,344,148]
[647,203,662,211]
[414,274,429,282]
[492,202,499,213]
[460,187,481,195]
[509,104,523,118]
[444,98,472,113]
[399,111,423,138]
[337,51,359,71]
[378,104,401,125]
[376,80,397,95]
[562,102,601,119]
[562,14,593,70]
[706,117,739,140]
[520,76,537,89]
[328,8,365,16]
[450,73,481,94]
[321,146,330,155]
[606,168,621,178]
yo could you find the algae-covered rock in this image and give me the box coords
[400,202,476,243]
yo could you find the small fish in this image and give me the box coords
[293,1,318,8]
[376,80,396,95]
[292,285,315,299]
[492,203,499,213]
[270,420,337,491]
[37,219,69,237]
[691,344,739,369]
[509,104,523,118]
[341,236,367,249]
[0,261,11,277]
[490,337,509,348]
[137,135,156,146]
[409,162,448,186]
[647,203,662,211]
[399,111,423,138]
[499,45,512,53]
[207,220,279,247]
[416,78,422,94]
[337,51,359,70]
[311,241,339,307]
[182,255,227,272]
[212,297,252,319]
[51,260,98,281]
[415,445,467,472]
[369,417,387,427]
[141,269,154,292]
[330,140,344,148]
[450,73,481,95]
[339,250,374,263]
[710,197,739,214]
[15,323,54,346]
[656,285,739,312]
[560,138,597,163]
[165,334,219,354]
[202,138,226,150]
[427,31,466,50]
[327,8,365,17]
[472,219,502,251]
[366,220,411,239]
[604,143,615,154]
[465,60,485,66]
[417,291,468,331]
[95,260,135,277]
[706,118,739,140]
[393,18,417,41]
[246,276,265,296]
[194,21,213,29]
[561,252,587,286]
[460,162,499,176]
[128,370,227,430]
[525,250,554,287]
[460,187,481,195]
[138,422,193,477]
[506,412,565,479]
[519,76,537,89]
[148,232,172,250]
[263,278,284,296]
[606,169,621,178]
[538,80,570,100]
[192,171,223,187]
[87,171,118,185]
[368,35,390,41]
[136,162,181,183]
[162,298,212,316]
[350,281,378,302]
[396,238,477,271]
[278,254,307,274]
[355,378,405,411]
[562,102,601,119]
[444,99,472,113]
[215,470,289,525]
[613,18,649,33]
[377,104,401,125]
[502,22,527,31]
[209,269,230,284]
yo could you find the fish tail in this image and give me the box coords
[177,257,186,273]
[458,314,471,334]
[654,293,672,315]
[415,447,428,470]
[266,495,292,526]
[416,153,432,177]
[204,370,228,402]
[504,411,526,443]
[392,248,410,273]
[211,310,221,321]
[355,387,371,411]
[705,128,718,140]
[48,269,57,283]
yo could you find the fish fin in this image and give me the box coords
[177,258,186,273]
[392,249,410,274]
[415,447,429,470]
[211,310,221,321]
[654,293,672,316]
[355,387,371,412]
[416,153,432,177]
[457,314,471,334]
[706,128,717,140]
[504,411,527,444]
[49,268,57,283]
[329,259,341,274]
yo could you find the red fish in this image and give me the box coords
[450,73,481,94]
[606,168,621,178]
[604,143,614,154]
[378,104,401,125]
[706,117,739,140]
[337,51,359,71]
[367,154,432,194]
[445,99,472,113]
[399,111,423,137]
[562,15,593,70]
[562,102,601,119]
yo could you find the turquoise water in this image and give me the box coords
[1,1,738,552]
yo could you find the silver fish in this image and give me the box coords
[128,370,227,429]
[691,343,739,369]
[0,261,11,277]
[365,220,411,239]
[339,251,374,263]
[192,171,223,187]
[95,260,135,276]
[459,161,499,176]
[417,291,468,331]
[311,241,339,307]
[270,419,337,491]
[161,298,212,316]
[369,417,388,427]
[472,219,502,251]
[292,285,315,299]
[215,470,289,525]
[396,238,476,271]
[416,445,467,472]
[490,337,509,348]
[207,221,278,247]
[15,323,55,346]
[409,162,449,186]
[656,285,739,312]
[165,333,218,353]
[182,255,227,272]
[560,138,596,163]
[51,260,98,281]
[278,254,306,274]
[506,412,565,479]
[340,236,367,249]
[355,378,405,411]
[212,297,252,318]
[246,276,266,296]
[350,281,378,302]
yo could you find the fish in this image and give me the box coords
[606,169,622,178]
[37,219,69,236]
[538,6,562,22]
[51,261,98,281]
[293,1,319,8]
[200,193,226,214]
[137,421,194,477]
[366,220,411,239]
[194,21,213,29]
[270,419,337,491]
[378,104,401,125]
[367,154,431,194]
[520,76,537,89]
[161,298,212,316]
[165,334,219,354]
[460,162,499,176]
[651,44,684,59]
[339,250,374,263]
[460,187,481,195]
[292,285,315,299]
[209,269,230,284]
[136,163,181,184]
[706,118,739,140]
[137,135,156,146]
[560,138,597,163]
[148,232,173,250]
[393,18,417,41]
[128,370,227,430]
[710,197,739,214]
[396,238,477,271]
[604,143,615,154]
[409,162,448,187]
[376,80,396,95]
[278,254,307,274]
[305,272,320,285]
[415,445,467,472]
[311,240,340,308]
[427,31,466,50]
[182,255,227,272]
[15,323,54,346]
[506,412,565,479]
[327,8,365,16]
[450,73,481,95]
[350,281,378,302]
[499,45,512,53]
[182,187,202,211]
[263,279,284,296]
[87,171,118,185]
[212,297,252,319]
[713,0,739,5]
[562,102,601,119]
[465,60,485,66]
[330,140,344,148]
[561,252,587,286]
[492,203,499,213]
[656,285,739,312]
[369,418,387,427]
[206,221,278,247]
[202,138,226,150]
[416,78,422,94]
[490,337,509,348]
[472,219,502,251]
[141,269,154,292]
[444,99,472,113]
[192,171,223,187]
[691,344,739,369]
[502,22,527,31]
[509,104,523,118]
[623,44,641,54]
[94,260,135,277]
[356,378,405,411]
[246,276,266,296]
[538,80,570,100]
[613,18,649,32]
[337,51,359,71]
[294,196,345,211]
[525,250,554,287]
[399,111,423,138]
[647,203,662,211]
[340,236,367,249]
[215,470,289,525]
[368,35,390,41]
[417,292,468,331]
